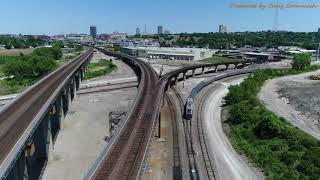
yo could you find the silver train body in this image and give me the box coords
[184,69,254,121]
[185,98,193,120]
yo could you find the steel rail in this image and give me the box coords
[164,93,182,179]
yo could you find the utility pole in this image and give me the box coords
[317,42,320,62]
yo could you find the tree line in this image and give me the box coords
[2,43,64,85]
[160,31,320,49]
[0,35,46,49]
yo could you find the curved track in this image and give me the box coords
[87,49,257,180]
[89,50,159,180]
[196,75,263,180]
[195,86,217,180]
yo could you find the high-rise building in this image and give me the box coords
[318,28,320,33]
[157,25,163,35]
[219,25,228,33]
[90,25,97,38]
[136,27,141,36]
[164,30,170,34]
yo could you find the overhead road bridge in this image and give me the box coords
[0,48,93,180]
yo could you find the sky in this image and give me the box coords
[0,0,319,35]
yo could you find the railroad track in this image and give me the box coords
[164,94,182,179]
[0,48,93,174]
[85,50,256,180]
[195,85,218,180]
[192,74,252,180]
[171,87,199,180]
[88,50,159,180]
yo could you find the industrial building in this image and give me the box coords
[121,47,215,61]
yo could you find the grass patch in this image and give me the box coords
[0,47,80,95]
[0,48,33,56]
[57,51,84,66]
[0,56,22,65]
[0,80,25,95]
[200,55,238,64]
[84,59,117,80]
[0,56,23,78]
[225,65,320,179]
[0,65,4,77]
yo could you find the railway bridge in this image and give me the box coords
[0,48,93,180]
[0,47,260,180]
[86,49,257,180]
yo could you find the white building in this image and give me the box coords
[122,47,215,61]
[108,32,127,44]
[219,25,228,33]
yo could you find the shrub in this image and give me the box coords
[254,114,284,139]
[225,68,320,179]
[292,53,311,70]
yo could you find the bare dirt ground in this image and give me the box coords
[259,70,320,140]
[202,77,264,180]
[144,98,174,180]
[42,88,137,180]
[42,50,138,180]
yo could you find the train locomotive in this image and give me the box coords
[185,98,193,120]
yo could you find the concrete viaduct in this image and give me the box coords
[0,49,93,180]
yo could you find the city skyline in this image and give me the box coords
[1,0,320,35]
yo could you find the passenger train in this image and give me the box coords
[185,98,193,120]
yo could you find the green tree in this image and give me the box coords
[53,41,64,49]
[33,45,62,60]
[4,44,12,49]
[3,55,57,83]
[75,45,84,52]
[51,47,62,60]
[253,114,284,139]
[292,53,311,70]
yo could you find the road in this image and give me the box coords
[200,76,264,180]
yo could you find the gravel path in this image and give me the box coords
[259,70,320,140]
[203,77,264,180]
